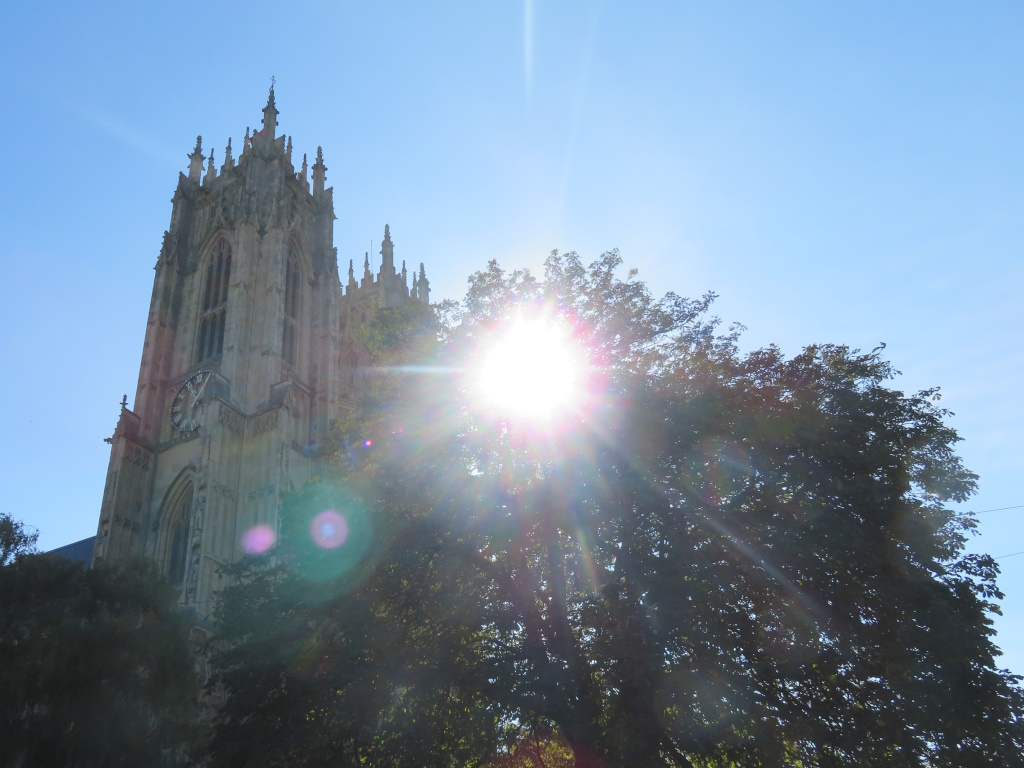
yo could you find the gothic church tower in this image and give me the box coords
[93,90,428,613]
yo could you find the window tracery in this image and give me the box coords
[197,238,231,363]
[282,249,300,366]
[163,480,194,588]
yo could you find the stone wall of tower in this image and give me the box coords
[95,92,407,614]
[94,92,432,615]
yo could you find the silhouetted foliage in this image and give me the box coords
[1,511,38,566]
[209,479,499,768]
[0,552,201,767]
[211,252,1024,766]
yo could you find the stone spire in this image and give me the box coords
[380,223,395,276]
[298,152,309,193]
[188,135,204,182]
[363,251,372,282]
[286,135,293,163]
[401,259,407,285]
[222,137,234,172]
[418,263,430,304]
[204,148,216,186]
[312,146,327,194]
[347,258,357,294]
[262,86,278,142]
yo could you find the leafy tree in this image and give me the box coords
[209,483,499,767]
[209,304,500,767]
[495,726,575,767]
[211,251,1024,766]
[0,551,201,766]
[1,510,38,566]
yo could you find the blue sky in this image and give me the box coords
[2,1,1023,674]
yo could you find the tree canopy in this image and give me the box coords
[0,527,201,767]
[209,251,1024,767]
[1,510,38,567]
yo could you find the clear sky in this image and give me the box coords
[2,1,1022,674]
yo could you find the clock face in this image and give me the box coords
[170,370,212,433]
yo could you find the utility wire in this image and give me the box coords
[973,504,1024,515]
[969,505,1024,559]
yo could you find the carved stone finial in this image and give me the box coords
[418,262,430,304]
[262,86,279,141]
[187,135,204,182]
[222,137,234,172]
[296,151,308,192]
[312,146,327,194]
[348,258,355,281]
[362,251,373,284]
[380,223,395,274]
[204,149,216,185]
[121,394,128,410]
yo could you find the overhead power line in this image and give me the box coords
[969,505,1024,559]
[996,551,1024,560]
[973,504,1024,515]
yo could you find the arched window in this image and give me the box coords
[282,250,300,365]
[163,480,194,588]
[197,238,231,363]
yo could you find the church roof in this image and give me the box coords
[46,536,96,568]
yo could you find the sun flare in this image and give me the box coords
[475,317,585,422]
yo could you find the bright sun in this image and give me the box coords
[475,317,585,422]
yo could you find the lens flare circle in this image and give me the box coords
[475,316,584,421]
[241,524,276,555]
[309,509,350,550]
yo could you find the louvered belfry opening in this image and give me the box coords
[197,238,231,363]
[282,250,300,365]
